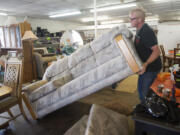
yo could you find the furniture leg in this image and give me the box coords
[21,92,37,120]
[0,121,9,129]
[7,109,14,118]
[18,97,29,121]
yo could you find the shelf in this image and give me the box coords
[1,48,22,50]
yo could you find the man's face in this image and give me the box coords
[129,13,139,28]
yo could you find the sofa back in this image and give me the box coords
[43,25,142,82]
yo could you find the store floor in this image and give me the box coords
[0,75,139,135]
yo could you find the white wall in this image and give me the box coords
[1,15,180,51]
[157,22,180,53]
[28,18,84,33]
[0,16,85,33]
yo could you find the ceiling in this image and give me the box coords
[0,0,180,25]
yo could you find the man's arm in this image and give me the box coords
[138,45,160,75]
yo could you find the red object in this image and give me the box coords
[151,73,180,107]
[168,50,174,55]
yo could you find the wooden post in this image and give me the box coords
[22,40,36,83]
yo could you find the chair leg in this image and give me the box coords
[21,92,37,120]
[7,109,14,118]
[18,97,29,121]
[0,121,9,129]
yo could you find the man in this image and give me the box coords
[129,8,162,103]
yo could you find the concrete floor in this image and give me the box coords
[0,86,139,135]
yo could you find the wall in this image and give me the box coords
[0,16,84,33]
[1,15,180,51]
[157,22,180,53]
[28,18,84,33]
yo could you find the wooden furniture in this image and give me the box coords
[132,113,180,135]
[177,44,180,48]
[0,60,5,67]
[20,21,37,83]
[162,48,180,69]
[159,45,171,71]
[173,48,180,65]
[0,86,12,100]
[115,35,140,73]
[22,40,37,82]
[0,58,28,129]
[0,21,37,83]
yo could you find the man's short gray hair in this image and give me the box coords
[130,8,145,21]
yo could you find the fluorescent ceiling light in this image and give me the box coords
[145,18,159,22]
[0,13,7,16]
[81,16,109,22]
[101,20,124,25]
[90,3,136,12]
[152,0,171,2]
[49,11,81,18]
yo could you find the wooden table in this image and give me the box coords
[0,86,12,99]
[166,54,180,66]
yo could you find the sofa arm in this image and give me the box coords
[42,56,57,63]
[22,80,48,94]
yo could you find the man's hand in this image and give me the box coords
[138,62,148,75]
[138,45,160,75]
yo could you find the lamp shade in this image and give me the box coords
[22,31,38,41]
[5,16,18,26]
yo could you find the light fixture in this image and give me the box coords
[22,31,38,41]
[81,16,109,22]
[152,0,166,1]
[152,0,171,2]
[0,13,7,16]
[101,20,124,25]
[90,3,136,13]
[145,18,159,22]
[49,11,81,18]
[5,16,18,26]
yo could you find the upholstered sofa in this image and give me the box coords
[33,52,57,79]
[22,25,142,120]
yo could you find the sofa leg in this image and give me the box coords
[21,92,37,120]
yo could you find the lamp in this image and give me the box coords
[5,16,18,26]
[22,31,38,41]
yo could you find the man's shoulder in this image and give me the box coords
[142,23,154,33]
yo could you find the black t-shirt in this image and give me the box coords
[134,23,162,72]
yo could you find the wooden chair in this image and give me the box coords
[174,48,180,65]
[0,58,28,129]
[159,45,170,71]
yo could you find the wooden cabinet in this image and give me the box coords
[0,21,37,83]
